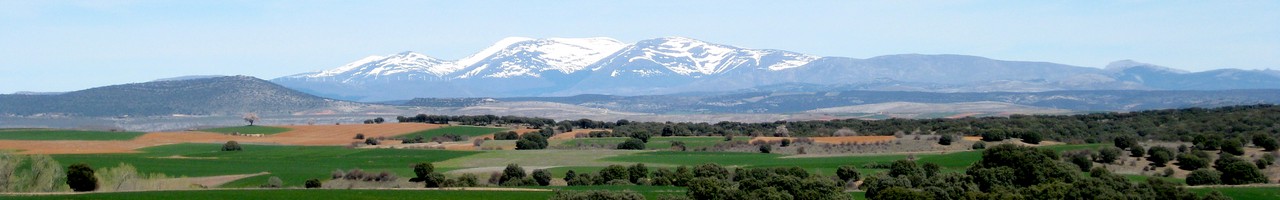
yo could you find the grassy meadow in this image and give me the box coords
[0,129,145,141]
[9,132,1237,200]
[50,143,479,188]
[397,126,508,138]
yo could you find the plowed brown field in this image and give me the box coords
[0,123,441,154]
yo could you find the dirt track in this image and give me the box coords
[0,123,442,154]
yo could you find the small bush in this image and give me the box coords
[304,179,321,188]
[222,141,242,151]
[354,133,365,139]
[759,145,772,154]
[364,138,380,146]
[263,176,283,188]
[938,135,954,145]
[617,138,646,150]
[971,141,986,150]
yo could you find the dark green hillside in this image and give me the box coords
[0,76,342,117]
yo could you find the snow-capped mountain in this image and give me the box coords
[589,37,819,78]
[456,37,627,78]
[272,36,1280,102]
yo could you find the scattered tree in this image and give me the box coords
[494,131,519,140]
[1129,146,1145,157]
[1253,133,1279,151]
[971,141,986,150]
[500,164,527,184]
[410,162,434,182]
[1186,169,1221,186]
[628,163,649,184]
[66,163,98,192]
[516,133,548,150]
[354,133,365,139]
[1177,153,1210,170]
[1215,155,1268,185]
[629,131,652,143]
[364,138,380,146]
[532,169,552,186]
[758,145,772,154]
[564,170,577,183]
[836,165,861,182]
[1021,132,1042,144]
[1147,146,1175,167]
[1221,139,1245,155]
[617,138,646,150]
[243,113,259,126]
[1097,147,1121,163]
[938,135,954,145]
[1114,136,1138,150]
[1065,150,1093,172]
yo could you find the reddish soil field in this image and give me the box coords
[0,123,442,154]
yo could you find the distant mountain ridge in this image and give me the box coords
[0,76,349,117]
[458,89,1280,114]
[273,36,1280,102]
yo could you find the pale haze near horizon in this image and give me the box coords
[0,0,1277,93]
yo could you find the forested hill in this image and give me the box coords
[0,76,346,117]
[400,104,1280,144]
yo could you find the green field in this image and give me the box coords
[198,126,291,135]
[50,143,479,187]
[27,140,1191,199]
[397,126,508,139]
[605,143,1109,176]
[555,136,750,150]
[0,189,553,200]
[0,129,145,141]
[1190,187,1280,199]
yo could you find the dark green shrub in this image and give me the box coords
[222,141,242,151]
[304,179,321,188]
[66,163,98,192]
[532,169,552,186]
[836,165,861,182]
[1186,169,1221,186]
[617,138,646,150]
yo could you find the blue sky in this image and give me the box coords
[1,0,1277,93]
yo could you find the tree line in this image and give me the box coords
[398,104,1280,143]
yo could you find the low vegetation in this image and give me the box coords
[0,129,145,141]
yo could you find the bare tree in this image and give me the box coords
[243,113,259,126]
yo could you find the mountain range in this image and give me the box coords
[272,36,1280,102]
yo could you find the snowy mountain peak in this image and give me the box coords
[600,37,820,76]
[456,37,535,67]
[314,55,386,77]
[457,37,627,78]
